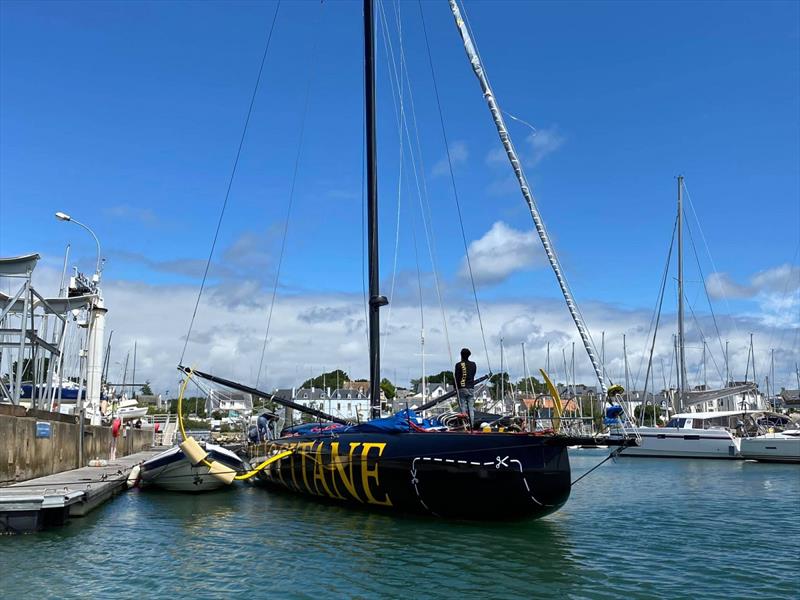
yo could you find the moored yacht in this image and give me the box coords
[613,410,795,459]
[739,415,800,463]
[615,411,741,458]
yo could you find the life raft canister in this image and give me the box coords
[112,418,122,437]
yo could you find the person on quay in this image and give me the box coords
[455,347,477,429]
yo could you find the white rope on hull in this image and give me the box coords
[447,0,607,394]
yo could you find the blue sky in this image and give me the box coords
[1,1,798,393]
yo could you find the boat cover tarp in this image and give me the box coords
[280,410,442,436]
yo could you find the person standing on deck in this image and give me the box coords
[455,348,477,429]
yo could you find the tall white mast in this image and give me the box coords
[448,0,606,394]
[677,176,687,412]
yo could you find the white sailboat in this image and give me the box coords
[615,178,772,459]
[739,413,800,463]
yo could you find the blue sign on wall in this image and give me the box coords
[35,422,52,439]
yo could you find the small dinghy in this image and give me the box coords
[139,442,245,492]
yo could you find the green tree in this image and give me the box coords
[516,376,545,394]
[634,404,662,426]
[489,372,510,400]
[427,370,455,386]
[380,378,396,399]
[301,369,350,390]
[10,358,50,382]
[140,380,153,396]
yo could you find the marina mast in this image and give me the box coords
[676,175,687,412]
[364,0,387,419]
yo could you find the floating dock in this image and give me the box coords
[0,448,163,534]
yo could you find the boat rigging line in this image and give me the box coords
[570,448,624,487]
[377,0,454,367]
[179,365,352,426]
[447,0,606,394]
[683,194,727,382]
[175,370,292,481]
[418,0,492,374]
[179,0,282,366]
[255,4,323,388]
[634,215,676,424]
[376,0,407,362]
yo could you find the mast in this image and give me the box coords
[676,175,687,412]
[132,340,137,399]
[364,0,387,418]
[725,340,730,386]
[499,337,504,411]
[546,341,550,374]
[623,333,630,414]
[770,348,775,409]
[447,0,607,395]
[702,340,707,389]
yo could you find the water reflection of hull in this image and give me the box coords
[249,432,575,520]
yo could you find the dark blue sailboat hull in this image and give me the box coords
[249,432,573,520]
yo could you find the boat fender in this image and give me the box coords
[88,459,108,467]
[179,437,209,466]
[112,418,122,437]
[127,464,141,488]
[206,460,236,485]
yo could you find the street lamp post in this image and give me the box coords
[55,212,102,280]
[55,211,106,428]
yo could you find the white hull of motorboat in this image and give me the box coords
[740,432,800,463]
[139,442,244,491]
[117,406,148,419]
[617,426,739,459]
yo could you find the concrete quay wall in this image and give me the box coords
[0,408,152,485]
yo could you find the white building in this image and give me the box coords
[274,386,370,424]
[206,389,252,418]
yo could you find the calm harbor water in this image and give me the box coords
[2,450,798,599]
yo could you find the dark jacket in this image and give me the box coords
[454,360,476,390]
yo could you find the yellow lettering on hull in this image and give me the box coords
[330,442,362,502]
[296,441,317,495]
[361,442,392,506]
[263,439,392,507]
[314,442,340,499]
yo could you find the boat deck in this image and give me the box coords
[0,447,164,534]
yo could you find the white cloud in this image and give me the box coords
[459,221,544,286]
[105,204,159,226]
[432,141,468,177]
[751,264,800,294]
[708,264,800,300]
[706,272,753,299]
[485,146,506,166]
[526,126,565,166]
[7,260,798,403]
[485,125,565,168]
[707,264,800,328]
